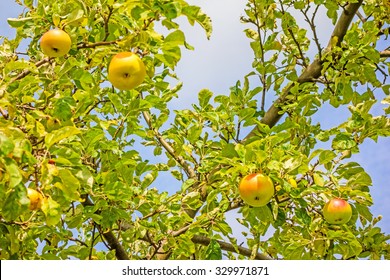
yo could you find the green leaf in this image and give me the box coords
[45,126,81,149]
[294,1,306,9]
[285,243,306,259]
[57,169,81,201]
[161,1,182,19]
[295,208,311,225]
[348,171,372,188]
[2,183,28,221]
[141,172,157,189]
[7,17,34,28]
[198,89,213,108]
[53,97,75,122]
[181,178,196,192]
[65,8,85,26]
[319,150,336,165]
[283,156,306,173]
[41,197,61,226]
[182,191,202,210]
[331,133,356,150]
[0,133,14,156]
[254,205,273,223]
[75,166,94,189]
[66,214,83,229]
[205,239,222,260]
[182,5,212,39]
[215,220,233,235]
[23,0,33,8]
[382,84,390,95]
[355,204,373,223]
[187,124,202,143]
[313,173,325,187]
[3,157,22,189]
[164,30,186,47]
[221,143,239,158]
[238,108,256,122]
[272,202,279,220]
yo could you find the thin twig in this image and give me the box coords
[303,5,322,60]
[355,10,366,23]
[253,2,267,111]
[0,107,8,119]
[77,40,117,49]
[103,6,114,41]
[140,94,196,179]
[89,224,96,259]
[9,57,51,83]
[68,236,89,247]
[378,27,390,36]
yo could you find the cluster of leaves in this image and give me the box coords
[0,0,389,260]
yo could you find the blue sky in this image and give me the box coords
[1,0,389,249]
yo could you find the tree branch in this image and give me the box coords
[0,107,8,119]
[380,50,390,58]
[103,6,114,41]
[102,230,130,260]
[140,107,199,217]
[77,40,118,49]
[81,194,130,260]
[9,57,51,83]
[243,0,363,141]
[140,96,197,179]
[136,229,272,260]
[191,235,272,260]
[378,27,390,36]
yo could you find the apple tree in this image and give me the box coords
[0,0,390,260]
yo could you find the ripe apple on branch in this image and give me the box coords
[40,29,72,58]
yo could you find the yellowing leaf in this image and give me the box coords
[45,126,80,149]
[41,197,61,226]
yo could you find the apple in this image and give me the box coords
[238,173,274,207]
[40,29,72,57]
[108,52,146,90]
[323,198,352,225]
[27,188,43,211]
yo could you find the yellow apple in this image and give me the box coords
[27,188,43,211]
[323,198,352,225]
[108,52,146,90]
[40,29,72,57]
[238,173,274,207]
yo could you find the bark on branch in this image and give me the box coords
[380,50,390,58]
[141,109,197,179]
[102,230,130,260]
[9,57,51,84]
[82,195,130,260]
[191,235,272,260]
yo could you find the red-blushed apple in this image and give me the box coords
[323,198,352,225]
[108,52,146,90]
[40,29,72,57]
[27,188,43,211]
[238,173,274,207]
